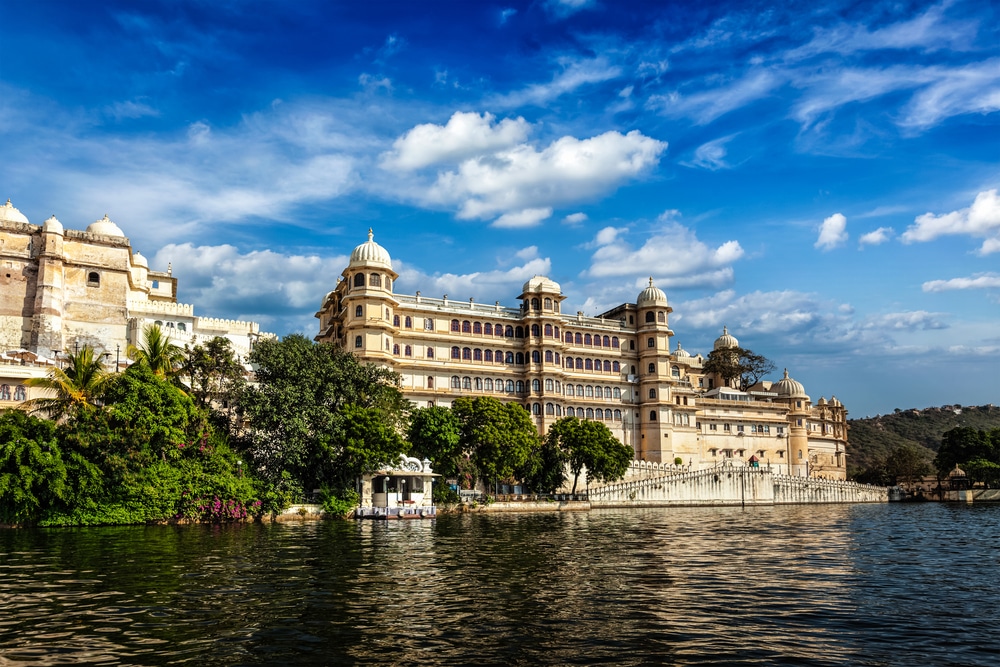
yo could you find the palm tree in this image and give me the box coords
[25,346,110,420]
[128,323,185,378]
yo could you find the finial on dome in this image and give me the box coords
[5,198,10,206]
[723,325,728,335]
[368,228,374,242]
[783,368,789,379]
[648,277,654,287]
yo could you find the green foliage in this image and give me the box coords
[320,488,360,518]
[182,336,247,414]
[519,436,567,494]
[934,427,996,475]
[432,483,461,504]
[452,396,539,488]
[236,335,410,491]
[963,458,1000,487]
[407,406,462,478]
[702,346,775,391]
[25,346,111,420]
[545,416,632,494]
[128,323,185,379]
[0,411,67,524]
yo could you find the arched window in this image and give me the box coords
[532,379,541,391]
[515,327,524,338]
[575,333,583,345]
[386,278,392,290]
[515,352,525,365]
[505,352,514,364]
[506,380,515,392]
[546,403,555,415]
[565,357,573,368]
[405,345,412,357]
[473,322,482,334]
[605,387,614,399]
[554,326,560,339]
[516,380,525,393]
[428,376,435,389]
[584,334,592,345]
[649,388,656,399]
[576,358,584,370]
[555,381,561,392]
[650,411,657,421]
[648,363,656,373]
[594,335,602,347]
[586,386,594,397]
[545,379,554,391]
[532,351,541,363]
[452,376,461,388]
[554,353,560,364]
[544,298,552,309]
[531,298,540,310]
[475,377,483,390]
[353,273,364,288]
[658,312,666,323]
[484,323,493,335]
[484,349,494,362]
[614,409,622,420]
[565,332,573,343]
[645,311,655,323]
[495,349,504,363]
[672,366,680,378]
[584,359,592,370]
[505,326,514,337]
[355,305,363,317]
[647,337,655,348]
[405,316,412,328]
[603,360,611,372]
[462,320,471,333]
[612,361,620,372]
[427,347,434,359]
[370,273,381,287]
[451,319,460,332]
[612,337,620,348]
[14,386,27,401]
[425,318,434,330]
[496,323,505,337]
[385,308,391,320]
[496,378,505,392]
[485,378,494,391]
[451,346,461,359]
[531,324,541,337]
[565,385,574,396]
[533,403,541,415]
[568,407,576,417]
[586,408,594,419]
[463,347,472,360]
[393,344,400,355]
[630,340,635,350]
[544,324,553,336]
[545,350,553,362]
[613,387,621,399]
[474,349,483,361]
[0,385,10,400]
[462,377,472,390]
[393,315,400,326]
[354,336,362,348]
[596,409,604,420]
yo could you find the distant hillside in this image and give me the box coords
[847,404,1000,476]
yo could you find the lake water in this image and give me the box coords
[1,503,998,666]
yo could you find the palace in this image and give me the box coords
[0,198,270,408]
[316,230,849,479]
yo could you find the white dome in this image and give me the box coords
[714,326,739,350]
[132,251,148,268]
[42,215,64,235]
[673,341,690,358]
[1,199,29,224]
[775,368,808,399]
[87,214,125,237]
[349,228,392,269]
[522,275,561,294]
[637,277,668,306]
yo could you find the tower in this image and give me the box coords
[635,278,674,462]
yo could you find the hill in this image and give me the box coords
[847,404,1000,477]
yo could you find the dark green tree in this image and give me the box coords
[183,337,246,409]
[128,323,185,379]
[407,406,462,478]
[884,444,933,486]
[0,410,66,524]
[25,346,110,420]
[452,396,539,492]
[702,346,776,391]
[519,436,567,494]
[545,416,632,494]
[934,427,995,475]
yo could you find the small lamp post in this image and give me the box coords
[115,344,120,370]
[383,476,390,512]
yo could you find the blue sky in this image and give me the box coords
[2,0,998,416]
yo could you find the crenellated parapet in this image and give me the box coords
[195,316,260,333]
[127,300,195,317]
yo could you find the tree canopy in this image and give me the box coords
[451,396,539,490]
[128,323,185,379]
[407,406,462,479]
[25,346,110,420]
[544,416,632,494]
[702,346,775,391]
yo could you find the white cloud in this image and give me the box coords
[427,129,666,220]
[922,272,1000,292]
[901,189,1000,254]
[899,59,1000,130]
[104,99,159,121]
[394,250,552,302]
[381,112,530,171]
[544,0,595,18]
[864,311,948,330]
[499,8,517,24]
[563,212,588,225]
[815,213,848,250]
[492,57,621,108]
[649,69,783,124]
[859,226,893,246]
[492,207,552,228]
[358,73,392,92]
[688,134,735,170]
[586,215,744,288]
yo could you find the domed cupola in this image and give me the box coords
[349,228,392,270]
[673,341,690,358]
[522,275,561,295]
[713,326,739,350]
[637,277,668,307]
[42,215,64,235]
[775,368,808,399]
[1,199,30,224]
[87,214,125,238]
[132,251,149,268]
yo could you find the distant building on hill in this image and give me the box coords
[315,230,849,479]
[0,198,272,408]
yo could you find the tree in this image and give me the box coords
[884,444,933,487]
[407,406,462,479]
[702,346,776,391]
[545,416,632,494]
[236,335,410,493]
[0,410,67,524]
[128,323,185,379]
[183,337,246,408]
[25,346,110,420]
[935,427,995,476]
[519,436,567,494]
[452,396,539,492]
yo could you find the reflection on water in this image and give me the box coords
[2,504,998,666]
